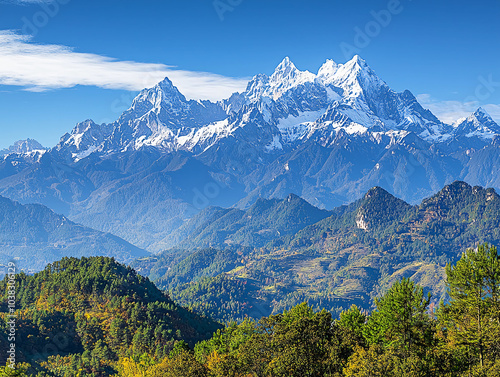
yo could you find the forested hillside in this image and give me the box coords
[0,257,221,376]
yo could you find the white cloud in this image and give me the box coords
[0,31,250,101]
[416,93,500,125]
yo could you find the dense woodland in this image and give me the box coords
[0,243,499,376]
[0,257,220,376]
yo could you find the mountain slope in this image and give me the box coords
[0,195,149,272]
[69,150,246,251]
[165,193,332,249]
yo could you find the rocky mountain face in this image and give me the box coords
[0,56,499,251]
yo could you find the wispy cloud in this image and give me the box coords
[0,0,54,4]
[417,93,500,125]
[0,31,249,101]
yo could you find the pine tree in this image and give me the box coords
[445,243,500,369]
[364,278,432,358]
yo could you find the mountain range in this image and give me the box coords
[1,55,499,252]
[133,181,500,322]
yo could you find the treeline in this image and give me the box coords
[2,244,500,376]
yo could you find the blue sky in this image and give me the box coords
[1,0,499,149]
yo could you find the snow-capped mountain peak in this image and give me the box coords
[245,74,271,102]
[454,107,500,139]
[0,138,47,157]
[317,59,339,82]
[327,55,386,96]
[72,119,101,136]
[272,56,297,78]
[125,77,188,119]
[154,77,188,101]
[265,57,316,100]
[473,107,493,120]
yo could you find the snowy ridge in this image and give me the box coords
[276,109,327,144]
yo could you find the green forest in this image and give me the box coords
[1,243,499,376]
